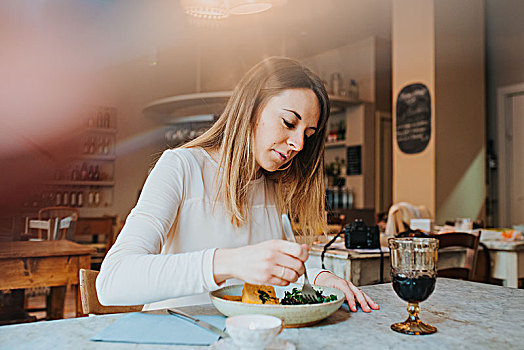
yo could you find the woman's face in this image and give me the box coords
[253,88,320,172]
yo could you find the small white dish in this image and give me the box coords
[226,314,283,350]
[211,337,295,350]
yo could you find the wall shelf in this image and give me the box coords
[325,140,347,148]
[44,181,115,187]
[143,91,232,123]
[143,91,362,123]
[85,127,117,134]
[71,154,116,161]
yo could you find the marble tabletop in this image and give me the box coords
[0,278,522,349]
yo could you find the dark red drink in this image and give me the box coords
[392,275,436,303]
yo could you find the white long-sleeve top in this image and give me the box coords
[96,147,327,310]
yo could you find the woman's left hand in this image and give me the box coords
[314,272,379,312]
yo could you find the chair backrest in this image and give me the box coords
[79,269,143,315]
[25,218,59,240]
[435,231,481,280]
[38,206,79,240]
[385,202,432,237]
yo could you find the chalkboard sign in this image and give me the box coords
[396,83,431,154]
[346,145,362,175]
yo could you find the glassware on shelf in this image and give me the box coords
[349,79,359,100]
[388,237,439,335]
[330,73,343,96]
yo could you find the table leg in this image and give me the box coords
[46,286,66,320]
[502,252,518,288]
[74,284,84,317]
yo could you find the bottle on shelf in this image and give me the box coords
[56,192,62,206]
[70,192,77,207]
[71,166,80,181]
[77,191,84,207]
[347,188,354,209]
[88,115,95,128]
[97,137,104,154]
[80,162,88,181]
[88,137,96,154]
[83,137,90,154]
[62,191,69,206]
[94,191,100,207]
[340,158,347,177]
[93,165,100,181]
[48,192,55,206]
[88,191,94,207]
[103,138,110,155]
[87,165,95,181]
[104,109,111,128]
[96,110,103,128]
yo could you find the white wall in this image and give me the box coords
[302,37,378,103]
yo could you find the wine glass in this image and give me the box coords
[388,237,439,335]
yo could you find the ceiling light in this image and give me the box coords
[229,0,273,15]
[180,0,229,20]
[180,0,274,19]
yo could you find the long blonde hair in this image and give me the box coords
[184,57,330,238]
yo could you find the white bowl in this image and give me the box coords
[226,314,282,350]
[210,283,345,327]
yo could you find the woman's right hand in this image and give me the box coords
[213,240,309,286]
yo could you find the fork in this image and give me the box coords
[281,214,318,303]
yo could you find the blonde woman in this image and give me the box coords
[97,57,378,313]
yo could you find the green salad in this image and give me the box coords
[280,287,338,305]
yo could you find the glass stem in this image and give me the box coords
[406,302,420,322]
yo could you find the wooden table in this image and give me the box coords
[0,279,522,349]
[307,245,466,286]
[0,240,94,322]
[308,240,524,288]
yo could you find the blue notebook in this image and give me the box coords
[91,313,226,346]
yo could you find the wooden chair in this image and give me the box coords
[38,206,79,240]
[22,216,73,320]
[435,231,481,280]
[79,269,143,315]
[24,218,58,240]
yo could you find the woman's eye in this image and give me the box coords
[282,119,294,129]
